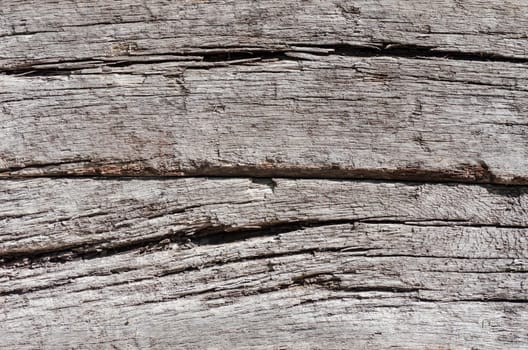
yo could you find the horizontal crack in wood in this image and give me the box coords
[2,164,527,186]
[3,43,528,77]
[3,218,527,269]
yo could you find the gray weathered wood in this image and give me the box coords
[2,56,528,183]
[1,177,527,259]
[2,220,527,349]
[2,0,528,70]
[2,1,528,348]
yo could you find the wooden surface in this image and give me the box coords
[2,179,528,349]
[2,0,528,70]
[1,1,528,349]
[2,56,528,183]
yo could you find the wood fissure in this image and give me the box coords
[3,44,528,77]
[3,1,528,348]
[12,215,528,268]
[3,0,528,68]
[0,219,353,267]
[2,178,527,266]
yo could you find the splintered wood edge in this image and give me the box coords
[2,0,528,69]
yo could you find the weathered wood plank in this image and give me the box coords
[2,56,528,183]
[1,178,527,259]
[2,0,528,70]
[4,223,527,300]
[2,222,527,349]
[2,2,528,348]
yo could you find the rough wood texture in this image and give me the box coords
[1,178,527,258]
[2,55,528,183]
[1,179,527,349]
[2,229,528,349]
[2,0,528,71]
[2,1,528,349]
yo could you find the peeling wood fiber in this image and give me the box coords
[2,0,528,70]
[1,1,528,349]
[1,177,527,260]
[1,178,528,349]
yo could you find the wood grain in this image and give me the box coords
[2,220,527,349]
[1,177,526,260]
[2,2,528,348]
[2,0,528,71]
[2,55,528,183]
